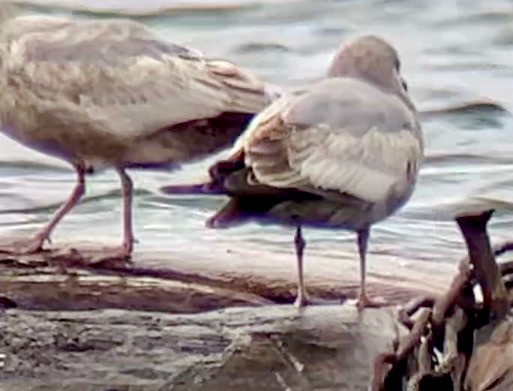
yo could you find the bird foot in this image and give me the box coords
[294,294,308,309]
[0,234,47,255]
[356,294,387,311]
[294,295,343,309]
[111,242,133,260]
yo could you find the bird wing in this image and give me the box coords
[4,16,267,139]
[238,78,423,203]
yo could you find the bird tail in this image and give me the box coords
[160,179,251,229]
[160,149,255,228]
[205,198,248,229]
[205,59,270,113]
[160,149,245,196]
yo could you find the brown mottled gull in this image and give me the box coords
[0,7,272,257]
[162,35,424,309]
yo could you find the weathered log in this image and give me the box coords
[0,239,448,312]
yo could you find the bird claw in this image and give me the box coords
[112,249,131,260]
[294,295,342,309]
[111,240,133,260]
[0,235,46,255]
[294,294,309,309]
[356,294,387,311]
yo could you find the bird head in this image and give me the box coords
[327,35,410,101]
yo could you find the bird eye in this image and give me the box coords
[394,57,401,71]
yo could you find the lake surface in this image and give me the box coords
[2,0,513,279]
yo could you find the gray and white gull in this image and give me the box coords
[0,5,273,257]
[162,35,424,309]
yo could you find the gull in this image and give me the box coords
[162,35,424,309]
[0,5,273,257]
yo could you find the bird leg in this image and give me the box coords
[292,226,346,308]
[293,225,308,308]
[0,163,86,255]
[114,168,135,259]
[356,228,384,310]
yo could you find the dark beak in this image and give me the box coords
[401,78,408,92]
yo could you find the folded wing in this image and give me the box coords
[5,16,268,138]
[240,78,423,203]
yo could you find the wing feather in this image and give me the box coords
[240,78,423,203]
[4,16,268,139]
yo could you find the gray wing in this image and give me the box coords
[13,17,203,65]
[4,16,267,138]
[241,78,424,203]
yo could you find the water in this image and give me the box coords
[2,0,513,279]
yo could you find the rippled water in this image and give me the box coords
[2,0,513,278]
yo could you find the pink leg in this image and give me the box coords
[293,226,344,308]
[114,167,135,258]
[0,164,86,255]
[293,226,308,308]
[356,228,385,310]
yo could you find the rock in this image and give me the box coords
[0,305,399,390]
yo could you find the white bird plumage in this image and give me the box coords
[0,5,272,256]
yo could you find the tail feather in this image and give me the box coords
[206,196,287,229]
[205,59,269,113]
[206,198,248,228]
[161,149,246,196]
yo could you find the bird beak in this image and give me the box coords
[400,77,408,92]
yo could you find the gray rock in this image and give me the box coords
[0,305,399,390]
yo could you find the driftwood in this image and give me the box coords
[0,236,450,313]
[372,210,513,391]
